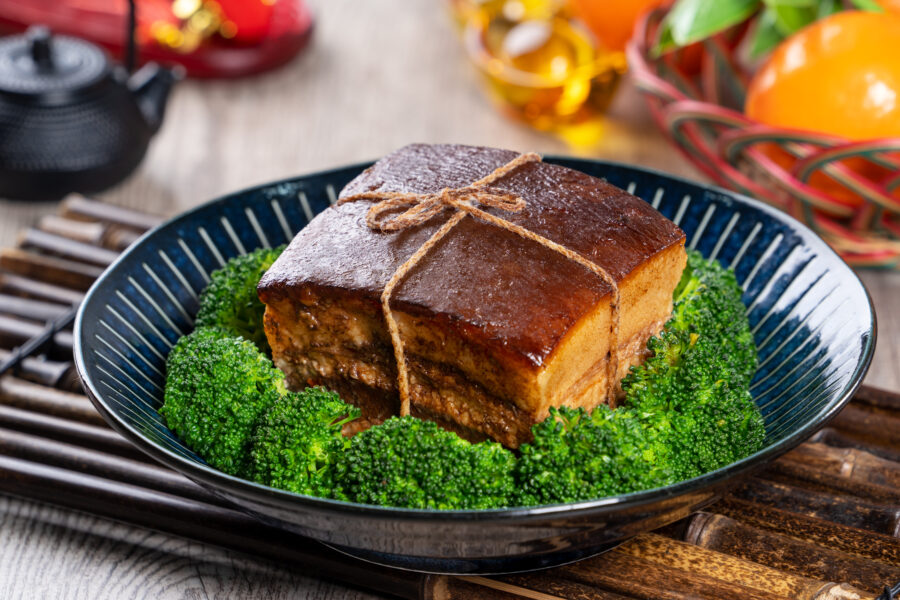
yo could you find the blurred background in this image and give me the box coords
[0,0,697,244]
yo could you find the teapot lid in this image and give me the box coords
[0,26,109,99]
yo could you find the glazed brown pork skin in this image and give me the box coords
[258,144,686,447]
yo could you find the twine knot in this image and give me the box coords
[339,152,541,232]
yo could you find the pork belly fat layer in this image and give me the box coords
[259,143,686,446]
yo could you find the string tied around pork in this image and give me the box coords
[339,152,621,417]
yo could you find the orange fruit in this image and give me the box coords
[745,11,900,141]
[568,0,667,51]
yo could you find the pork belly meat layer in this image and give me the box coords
[258,144,686,447]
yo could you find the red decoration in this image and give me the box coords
[0,0,313,78]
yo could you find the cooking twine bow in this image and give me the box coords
[338,152,621,417]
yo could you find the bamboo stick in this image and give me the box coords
[0,404,148,462]
[429,577,570,600]
[770,444,900,503]
[715,497,900,566]
[61,195,163,232]
[557,549,797,600]
[0,376,106,426]
[0,426,221,506]
[0,248,104,291]
[730,478,900,535]
[0,314,73,351]
[854,386,900,413]
[0,293,70,322]
[105,227,141,250]
[615,532,865,599]
[492,573,635,600]
[37,214,139,251]
[684,513,899,593]
[38,215,107,246]
[814,428,900,464]
[18,229,120,267]
[0,272,84,305]
[0,349,78,391]
[829,404,900,453]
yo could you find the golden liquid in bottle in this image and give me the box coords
[462,3,626,137]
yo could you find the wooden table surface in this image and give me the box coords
[1,1,897,598]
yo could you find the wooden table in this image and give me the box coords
[1,0,897,597]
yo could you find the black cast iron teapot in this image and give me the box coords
[0,26,180,200]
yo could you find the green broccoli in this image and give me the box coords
[194,245,285,354]
[622,250,765,481]
[336,416,516,509]
[160,327,284,477]
[162,246,764,509]
[515,250,765,504]
[251,387,360,497]
[514,405,674,505]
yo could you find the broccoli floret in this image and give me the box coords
[336,416,516,509]
[194,246,284,354]
[622,250,765,481]
[515,405,674,505]
[251,387,360,497]
[160,327,284,477]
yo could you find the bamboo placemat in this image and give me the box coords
[0,196,898,600]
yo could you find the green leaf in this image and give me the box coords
[762,0,815,6]
[816,0,842,18]
[850,0,885,10]
[748,7,784,58]
[769,3,817,35]
[654,0,761,55]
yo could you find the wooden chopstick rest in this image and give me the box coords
[615,532,876,599]
[38,215,107,246]
[556,545,826,600]
[854,386,900,412]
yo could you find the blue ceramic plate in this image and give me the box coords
[74,158,875,574]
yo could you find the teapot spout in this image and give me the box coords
[128,63,183,134]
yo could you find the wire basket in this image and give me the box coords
[626,9,900,268]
